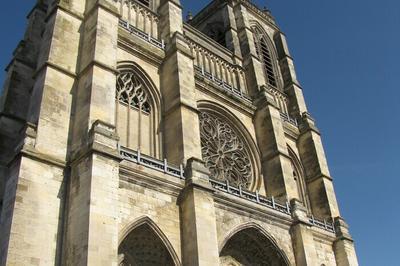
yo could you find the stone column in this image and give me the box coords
[298,113,340,218]
[63,0,121,265]
[179,158,220,266]
[254,87,299,200]
[159,0,203,165]
[290,199,319,266]
[333,217,359,266]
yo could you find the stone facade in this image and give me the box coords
[0,0,358,265]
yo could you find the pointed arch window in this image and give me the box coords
[115,65,161,158]
[252,27,278,88]
[288,147,311,210]
[117,71,151,114]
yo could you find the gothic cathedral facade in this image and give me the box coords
[0,0,358,265]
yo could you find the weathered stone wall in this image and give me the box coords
[0,157,65,265]
[118,162,183,261]
[314,234,338,266]
[214,202,296,265]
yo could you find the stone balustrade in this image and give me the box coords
[188,40,248,96]
[115,0,159,39]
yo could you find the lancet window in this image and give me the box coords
[199,111,253,189]
[115,67,160,158]
[252,26,279,88]
[288,148,310,210]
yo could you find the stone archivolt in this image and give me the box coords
[220,227,289,266]
[199,111,253,189]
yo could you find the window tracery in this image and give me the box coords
[117,71,151,114]
[199,111,253,189]
[115,66,160,158]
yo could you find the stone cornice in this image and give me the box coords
[195,79,256,117]
[34,61,77,79]
[118,29,165,67]
[119,161,185,197]
[234,0,279,31]
[213,191,293,227]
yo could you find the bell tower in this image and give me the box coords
[0,0,358,265]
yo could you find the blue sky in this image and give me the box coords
[1,1,399,265]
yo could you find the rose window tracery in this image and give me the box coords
[116,71,151,113]
[199,111,253,189]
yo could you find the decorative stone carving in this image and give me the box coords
[199,111,252,189]
[116,71,151,113]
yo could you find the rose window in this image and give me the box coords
[199,111,253,189]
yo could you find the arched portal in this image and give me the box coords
[118,218,180,266]
[220,225,290,266]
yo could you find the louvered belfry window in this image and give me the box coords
[252,27,278,88]
[259,37,277,87]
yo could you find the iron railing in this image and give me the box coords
[119,147,335,233]
[119,146,184,179]
[119,19,165,50]
[210,179,291,215]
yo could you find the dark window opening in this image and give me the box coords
[136,0,150,7]
[259,37,277,87]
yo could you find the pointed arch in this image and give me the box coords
[197,100,262,192]
[219,222,291,266]
[119,216,181,266]
[287,146,311,211]
[250,21,283,90]
[116,61,162,159]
